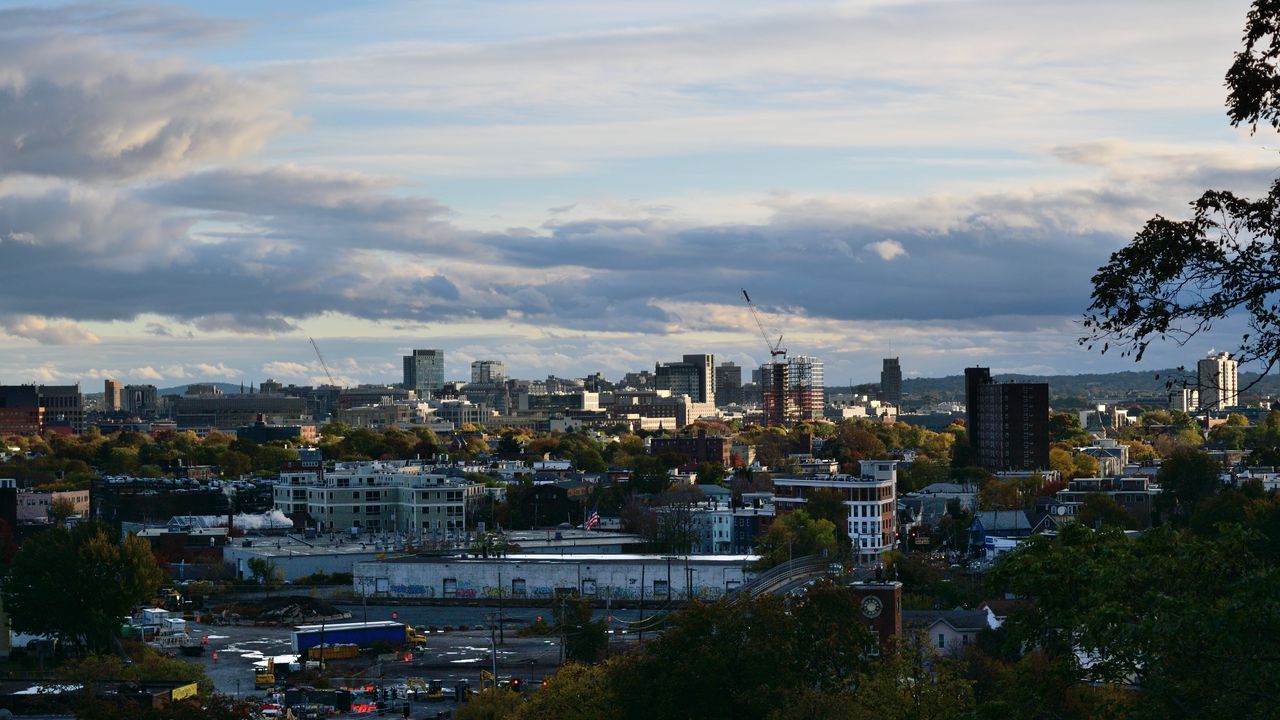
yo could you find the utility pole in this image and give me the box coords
[487,616,498,682]
[638,563,645,643]
[498,570,505,645]
[558,596,567,665]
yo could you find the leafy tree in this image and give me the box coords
[3,523,164,652]
[48,496,76,525]
[992,523,1280,718]
[1082,1,1280,382]
[695,461,727,486]
[1156,447,1221,522]
[806,488,853,551]
[217,450,252,478]
[896,459,949,494]
[607,586,874,720]
[754,510,838,568]
[1049,413,1090,445]
[514,662,616,720]
[104,446,140,474]
[854,632,975,720]
[456,689,525,720]
[978,479,1024,511]
[246,557,283,588]
[629,455,672,495]
[1076,493,1135,530]
[553,596,607,664]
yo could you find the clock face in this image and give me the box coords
[861,595,883,619]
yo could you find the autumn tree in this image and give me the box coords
[754,510,838,568]
[3,522,164,652]
[1155,447,1221,522]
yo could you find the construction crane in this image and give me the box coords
[742,289,786,361]
[308,337,338,386]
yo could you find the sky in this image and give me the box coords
[0,0,1274,390]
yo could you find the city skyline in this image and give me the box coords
[1,0,1271,388]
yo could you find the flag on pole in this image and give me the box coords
[585,507,600,530]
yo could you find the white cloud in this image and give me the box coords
[130,366,164,381]
[0,315,100,345]
[866,239,907,261]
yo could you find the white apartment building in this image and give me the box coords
[1198,351,1239,410]
[274,459,484,535]
[772,460,897,565]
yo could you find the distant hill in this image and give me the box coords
[887,368,1280,407]
[157,382,246,396]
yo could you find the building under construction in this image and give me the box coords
[759,355,825,425]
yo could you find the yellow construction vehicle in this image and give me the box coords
[406,678,445,701]
[254,658,276,689]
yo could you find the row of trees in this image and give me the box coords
[462,582,972,720]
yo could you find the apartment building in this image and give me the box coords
[274,458,484,535]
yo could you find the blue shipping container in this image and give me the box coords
[292,621,406,653]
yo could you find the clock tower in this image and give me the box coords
[850,581,902,656]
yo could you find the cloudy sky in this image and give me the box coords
[0,0,1273,389]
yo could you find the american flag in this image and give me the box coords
[584,508,600,530]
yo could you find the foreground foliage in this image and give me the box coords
[3,521,164,652]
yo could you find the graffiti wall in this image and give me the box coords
[355,556,756,601]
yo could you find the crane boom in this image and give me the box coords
[309,337,338,386]
[741,289,786,360]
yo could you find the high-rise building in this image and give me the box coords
[403,349,445,398]
[965,367,1049,472]
[104,379,122,412]
[655,354,716,404]
[124,384,159,417]
[760,361,791,425]
[1170,387,1199,413]
[1197,351,1239,410]
[470,360,506,385]
[789,355,825,420]
[0,385,84,434]
[714,362,744,406]
[880,358,902,406]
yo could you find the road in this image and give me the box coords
[332,603,652,627]
[178,603,644,717]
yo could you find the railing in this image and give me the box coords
[730,555,832,599]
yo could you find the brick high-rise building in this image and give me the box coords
[104,378,122,412]
[0,385,83,434]
[965,367,1049,472]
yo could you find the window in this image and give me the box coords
[654,579,670,599]
[443,578,457,598]
[938,633,946,648]
[512,578,527,598]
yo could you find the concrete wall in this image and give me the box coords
[354,556,757,602]
[223,545,386,581]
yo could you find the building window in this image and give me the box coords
[938,633,946,649]
[654,579,669,599]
